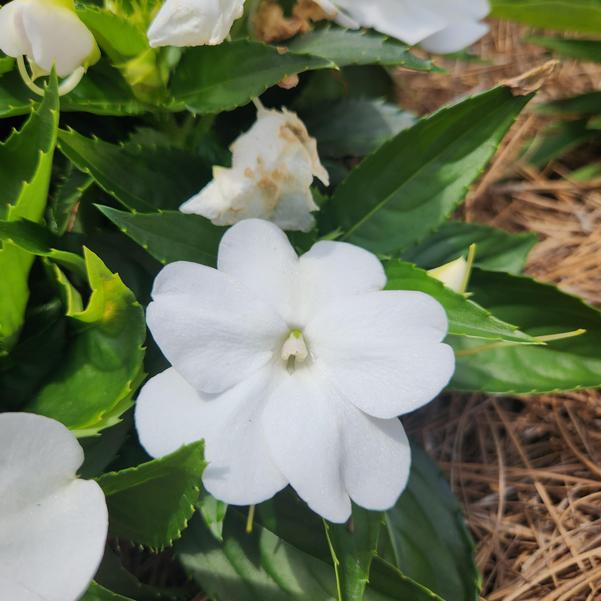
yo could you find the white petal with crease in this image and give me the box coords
[136,368,287,505]
[0,413,108,601]
[147,261,287,394]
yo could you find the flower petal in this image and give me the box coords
[0,1,30,59]
[297,240,386,323]
[332,0,447,45]
[0,413,107,601]
[147,0,244,48]
[147,260,287,394]
[217,219,299,322]
[263,370,351,523]
[22,1,95,76]
[421,20,490,54]
[135,368,287,506]
[340,408,411,511]
[306,291,455,419]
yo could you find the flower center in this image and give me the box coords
[281,329,309,370]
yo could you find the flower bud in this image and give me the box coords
[428,244,476,295]
[147,0,245,48]
[0,0,99,77]
[181,107,329,232]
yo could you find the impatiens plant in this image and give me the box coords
[1,1,600,600]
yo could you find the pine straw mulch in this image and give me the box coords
[399,20,601,601]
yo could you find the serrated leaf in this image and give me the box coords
[451,268,601,393]
[169,40,331,114]
[384,447,480,601]
[0,62,147,118]
[81,582,134,601]
[490,0,601,33]
[58,129,210,211]
[0,75,58,353]
[401,221,537,275]
[385,260,536,344]
[97,441,206,550]
[324,86,531,254]
[97,206,224,265]
[0,218,86,274]
[288,28,436,70]
[304,98,415,158]
[28,248,146,430]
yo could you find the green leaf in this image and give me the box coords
[0,75,58,353]
[169,40,331,114]
[0,56,14,75]
[0,218,86,275]
[47,168,93,234]
[327,508,383,601]
[197,490,228,542]
[76,6,148,62]
[97,441,206,550]
[401,221,537,275]
[529,35,601,62]
[304,99,415,158]
[384,448,480,601]
[525,120,598,167]
[325,86,531,254]
[288,28,436,70]
[0,62,147,118]
[451,268,601,393]
[58,128,210,211]
[178,506,440,601]
[28,248,146,430]
[490,0,601,33]
[97,206,224,266]
[538,91,601,116]
[81,582,135,601]
[385,260,536,344]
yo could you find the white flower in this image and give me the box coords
[0,0,99,77]
[135,219,455,523]
[0,412,108,601]
[314,0,490,54]
[180,107,329,232]
[147,0,245,48]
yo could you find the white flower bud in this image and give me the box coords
[313,0,490,54]
[428,245,476,294]
[0,0,99,77]
[147,0,245,48]
[181,107,329,232]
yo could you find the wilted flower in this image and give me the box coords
[180,107,329,232]
[0,0,99,77]
[314,0,490,54]
[135,219,455,522]
[148,0,245,48]
[0,412,108,601]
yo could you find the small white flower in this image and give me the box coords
[0,412,108,601]
[147,0,245,48]
[0,0,99,77]
[180,107,329,232]
[314,0,490,54]
[135,219,455,523]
